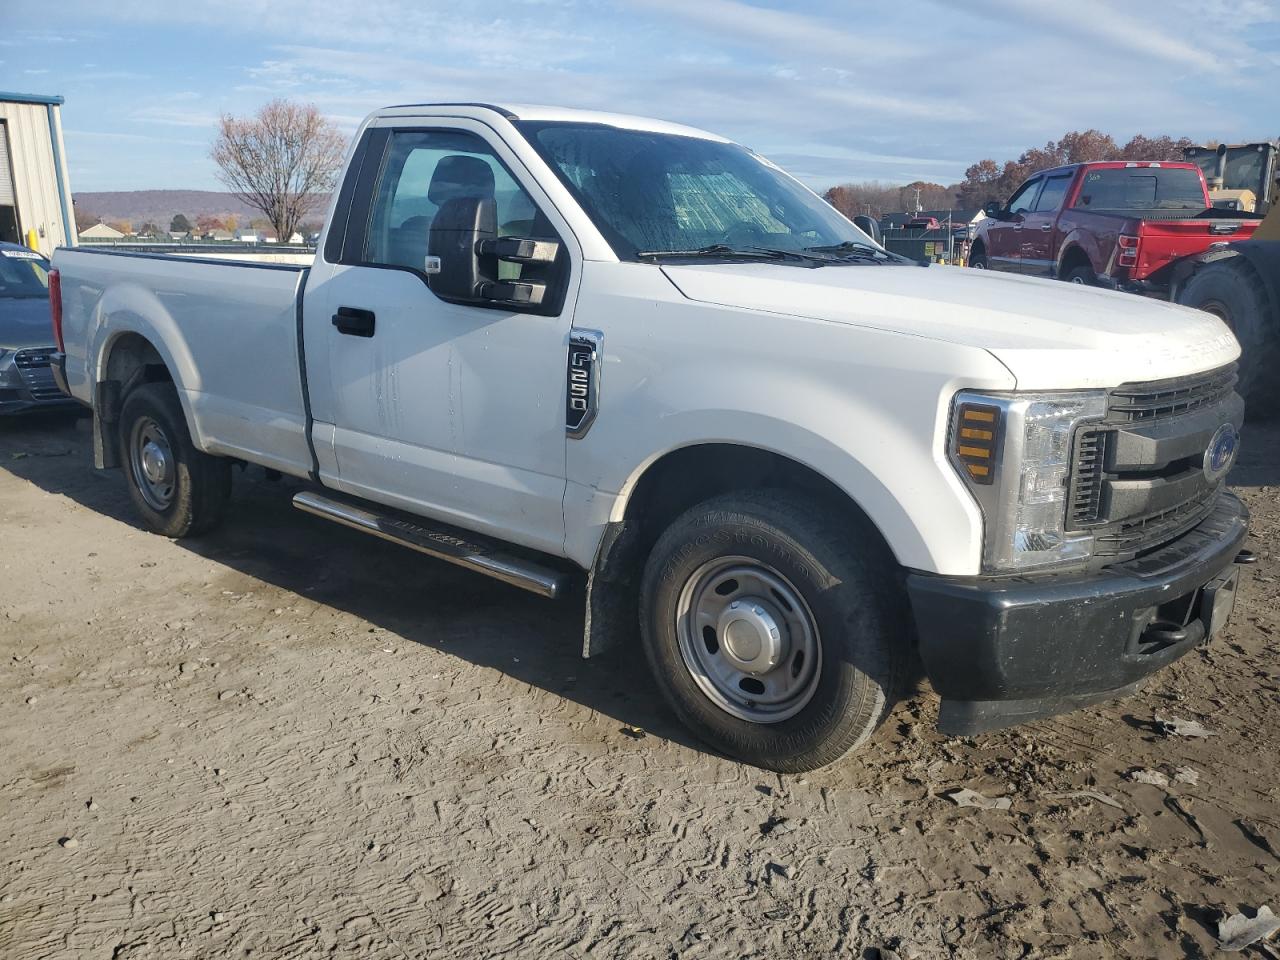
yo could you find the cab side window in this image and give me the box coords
[1033,175,1072,213]
[363,130,556,281]
[1007,179,1042,215]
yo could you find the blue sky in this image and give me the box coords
[3,0,1279,192]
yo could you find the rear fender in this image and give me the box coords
[1054,232,1102,278]
[92,282,203,448]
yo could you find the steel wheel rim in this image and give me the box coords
[129,416,175,511]
[971,260,986,269]
[675,556,822,723]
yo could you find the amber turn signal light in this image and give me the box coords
[954,402,1000,485]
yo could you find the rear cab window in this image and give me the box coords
[1072,167,1207,212]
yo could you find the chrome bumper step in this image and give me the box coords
[292,490,568,598]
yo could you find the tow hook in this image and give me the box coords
[1234,549,1258,565]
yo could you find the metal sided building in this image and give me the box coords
[0,91,76,256]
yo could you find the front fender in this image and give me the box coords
[566,274,1017,577]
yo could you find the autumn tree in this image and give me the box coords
[196,214,226,235]
[211,100,346,243]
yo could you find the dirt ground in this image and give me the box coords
[1,411,1278,960]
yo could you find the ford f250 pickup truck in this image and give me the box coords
[50,104,1252,772]
[970,161,1260,294]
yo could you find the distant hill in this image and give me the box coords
[73,190,331,227]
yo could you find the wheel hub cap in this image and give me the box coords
[140,440,168,484]
[718,599,786,674]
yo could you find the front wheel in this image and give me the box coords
[119,382,231,538]
[639,490,905,772]
[968,250,987,269]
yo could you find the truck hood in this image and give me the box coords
[661,262,1239,389]
[0,296,55,351]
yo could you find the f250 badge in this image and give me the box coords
[566,330,603,439]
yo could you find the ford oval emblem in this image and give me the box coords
[1203,422,1240,482]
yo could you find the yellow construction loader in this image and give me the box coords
[1183,142,1278,213]
[1176,167,1280,410]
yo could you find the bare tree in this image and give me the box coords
[211,100,346,243]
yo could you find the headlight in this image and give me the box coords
[949,390,1107,573]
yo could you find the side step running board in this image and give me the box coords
[292,490,568,599]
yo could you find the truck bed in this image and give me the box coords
[55,247,314,477]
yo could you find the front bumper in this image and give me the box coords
[0,348,78,415]
[907,491,1249,735]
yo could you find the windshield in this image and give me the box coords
[1186,146,1272,196]
[1072,167,1207,212]
[518,121,878,261]
[0,249,50,299]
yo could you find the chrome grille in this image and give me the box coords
[1107,363,1237,423]
[13,348,64,401]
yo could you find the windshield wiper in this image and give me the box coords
[636,244,827,267]
[804,240,916,265]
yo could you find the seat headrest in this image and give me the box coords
[428,155,496,206]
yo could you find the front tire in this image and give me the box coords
[968,248,987,269]
[639,490,904,772]
[119,382,230,538]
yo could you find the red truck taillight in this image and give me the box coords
[49,268,64,352]
[1117,234,1139,268]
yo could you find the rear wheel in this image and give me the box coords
[1064,264,1095,285]
[1179,255,1278,414]
[639,490,904,772]
[119,382,230,537]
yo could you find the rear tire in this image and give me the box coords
[1178,255,1278,415]
[639,490,905,772]
[1064,264,1095,285]
[119,382,230,538]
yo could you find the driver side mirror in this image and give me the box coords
[852,215,883,245]
[983,201,1005,220]
[427,196,560,308]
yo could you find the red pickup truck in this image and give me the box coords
[969,161,1261,294]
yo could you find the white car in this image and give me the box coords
[51,103,1250,770]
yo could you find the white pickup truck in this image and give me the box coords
[51,103,1251,771]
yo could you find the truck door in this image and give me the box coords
[1018,173,1073,277]
[303,120,579,559]
[986,177,1042,272]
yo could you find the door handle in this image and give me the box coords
[332,306,376,337]
[1040,223,1052,231]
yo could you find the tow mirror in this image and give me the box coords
[427,196,560,308]
[852,215,883,245]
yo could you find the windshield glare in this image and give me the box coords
[519,121,874,260]
[0,251,50,299]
